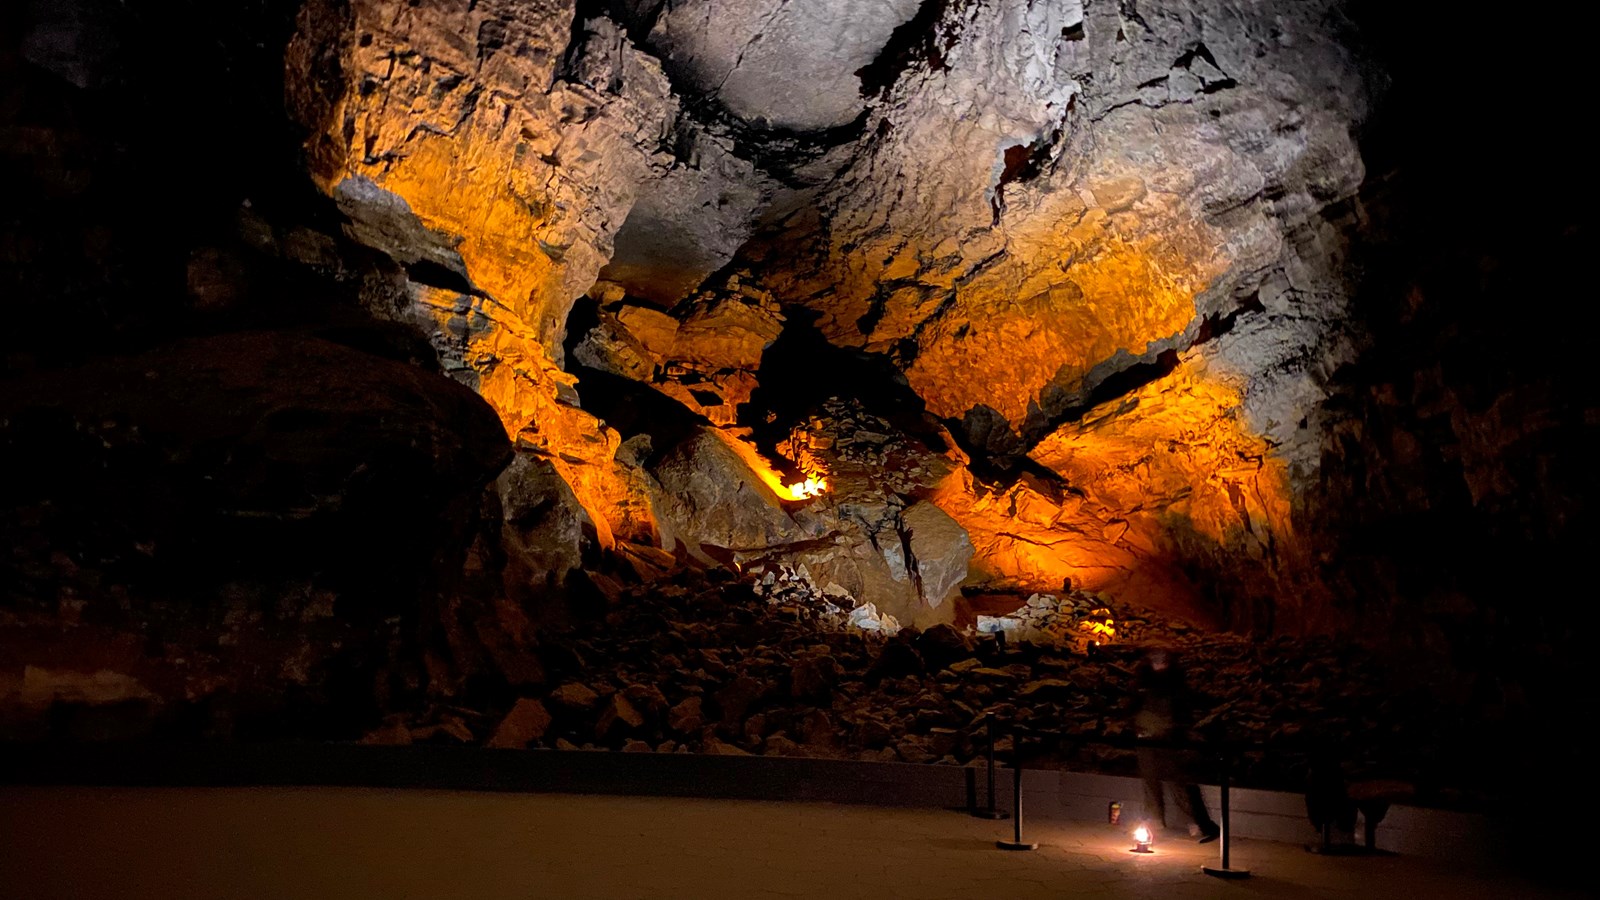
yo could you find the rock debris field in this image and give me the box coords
[365,572,1482,808]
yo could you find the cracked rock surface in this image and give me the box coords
[272,0,1383,631]
[3,0,1593,828]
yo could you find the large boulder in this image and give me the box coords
[495,452,592,603]
[646,426,809,557]
[903,501,974,609]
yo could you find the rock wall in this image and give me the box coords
[718,0,1368,628]
[273,0,1388,632]
[10,0,1592,711]
[2,6,1596,827]
[748,0,1366,442]
[284,0,772,551]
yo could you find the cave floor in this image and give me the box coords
[0,786,1575,899]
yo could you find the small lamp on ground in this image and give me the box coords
[1131,824,1154,854]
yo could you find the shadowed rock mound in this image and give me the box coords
[0,330,512,739]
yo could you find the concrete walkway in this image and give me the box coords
[0,787,1577,900]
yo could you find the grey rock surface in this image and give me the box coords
[646,426,806,555]
[903,501,974,609]
[644,0,923,131]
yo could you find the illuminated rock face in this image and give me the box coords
[575,276,785,425]
[281,0,1377,630]
[285,0,770,550]
[752,0,1366,458]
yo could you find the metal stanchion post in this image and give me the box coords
[996,728,1037,851]
[1202,746,1250,879]
[971,712,1008,820]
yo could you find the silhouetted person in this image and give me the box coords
[1132,648,1220,842]
[1305,749,1359,851]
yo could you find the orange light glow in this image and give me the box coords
[932,357,1305,629]
[712,428,830,503]
[1079,618,1116,641]
[785,477,829,500]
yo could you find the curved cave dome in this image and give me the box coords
[2,0,1596,877]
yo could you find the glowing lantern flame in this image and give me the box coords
[1133,825,1151,844]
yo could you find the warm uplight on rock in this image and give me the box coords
[8,1,1589,852]
[269,0,1405,636]
[1079,616,1116,642]
[708,428,823,505]
[922,355,1310,628]
[784,476,829,501]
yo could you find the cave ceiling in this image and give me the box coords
[285,0,1377,628]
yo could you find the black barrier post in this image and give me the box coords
[1202,746,1250,879]
[995,727,1037,851]
[971,713,1008,820]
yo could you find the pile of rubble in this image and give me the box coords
[750,564,903,634]
[977,592,1115,650]
[778,398,953,497]
[976,590,1204,651]
[360,570,1480,804]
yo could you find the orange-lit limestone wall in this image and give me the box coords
[410,287,657,547]
[904,193,1229,425]
[934,357,1311,630]
[758,177,1234,429]
[286,0,671,546]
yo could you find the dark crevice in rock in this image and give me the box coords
[855,0,955,99]
[1116,0,1151,35]
[1194,289,1265,343]
[935,285,1271,477]
[1172,42,1218,72]
[1024,289,1270,446]
[561,298,709,458]
[943,407,1068,490]
[402,259,475,296]
[558,0,614,84]
[707,107,870,186]
[997,139,1047,189]
[854,291,890,338]
[992,130,1060,223]
[1174,42,1236,92]
[1051,347,1182,427]
[743,307,945,459]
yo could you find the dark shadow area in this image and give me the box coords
[742,306,949,460]
[855,0,955,98]
[559,296,710,467]
[0,0,381,372]
[1331,3,1596,887]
